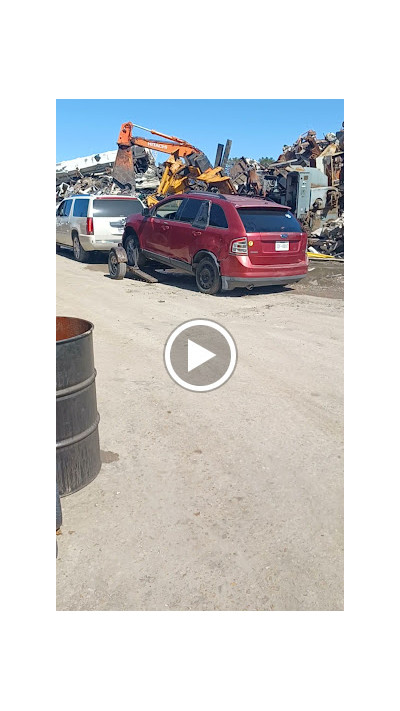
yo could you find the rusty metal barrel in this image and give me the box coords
[56,317,101,496]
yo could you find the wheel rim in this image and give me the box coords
[109,253,118,276]
[73,237,80,259]
[199,265,214,290]
[126,238,138,266]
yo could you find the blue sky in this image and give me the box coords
[56,99,344,164]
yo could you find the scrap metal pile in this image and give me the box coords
[56,147,162,204]
[56,120,344,257]
[56,120,234,208]
[229,125,344,257]
[307,215,344,258]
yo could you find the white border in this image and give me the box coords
[164,319,237,392]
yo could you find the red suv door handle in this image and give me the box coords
[192,231,202,237]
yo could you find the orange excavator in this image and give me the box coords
[113,121,235,206]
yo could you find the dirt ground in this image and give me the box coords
[56,251,343,611]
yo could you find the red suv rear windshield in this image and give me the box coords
[238,208,302,233]
[93,199,142,217]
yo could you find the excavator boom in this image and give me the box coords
[131,123,194,147]
[113,121,201,187]
[113,120,235,203]
[131,136,200,157]
[116,121,200,154]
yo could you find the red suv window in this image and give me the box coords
[154,199,184,220]
[238,208,302,233]
[209,203,228,229]
[177,198,203,223]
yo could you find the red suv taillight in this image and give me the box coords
[86,217,94,235]
[230,237,248,255]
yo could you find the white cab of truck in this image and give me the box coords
[56,194,144,262]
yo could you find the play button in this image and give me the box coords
[164,319,237,392]
[187,339,216,372]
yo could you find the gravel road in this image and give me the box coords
[56,252,343,610]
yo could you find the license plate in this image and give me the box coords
[275,241,289,251]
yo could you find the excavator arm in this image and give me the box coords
[112,120,235,203]
[113,121,201,188]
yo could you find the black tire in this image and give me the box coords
[73,234,89,263]
[125,234,146,268]
[56,243,61,253]
[195,256,221,295]
[108,251,127,280]
[56,481,62,531]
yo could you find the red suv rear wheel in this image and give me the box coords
[195,257,221,295]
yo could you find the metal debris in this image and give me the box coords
[228,123,344,254]
[309,215,344,257]
[56,121,344,256]
[56,148,162,204]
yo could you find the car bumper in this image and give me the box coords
[221,274,307,291]
[219,255,308,291]
[80,236,123,252]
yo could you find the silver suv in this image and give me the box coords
[56,194,144,262]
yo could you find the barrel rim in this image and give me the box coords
[56,316,94,344]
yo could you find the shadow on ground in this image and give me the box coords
[57,248,343,299]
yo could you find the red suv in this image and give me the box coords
[120,192,308,294]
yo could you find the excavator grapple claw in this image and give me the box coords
[113,145,135,189]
